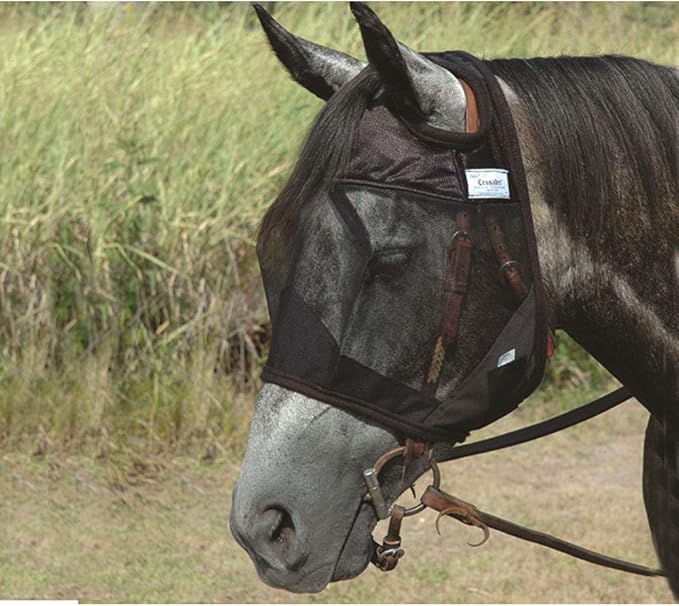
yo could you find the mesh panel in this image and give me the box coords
[258,56,547,442]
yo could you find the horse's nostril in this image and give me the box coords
[267,506,295,545]
[249,505,306,571]
[231,500,306,572]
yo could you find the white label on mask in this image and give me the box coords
[465,168,510,199]
[497,348,516,368]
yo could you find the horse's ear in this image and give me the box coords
[350,2,466,131]
[254,4,365,101]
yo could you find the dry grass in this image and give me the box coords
[0,398,673,602]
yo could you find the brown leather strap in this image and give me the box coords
[387,505,405,541]
[485,210,556,356]
[485,211,529,300]
[372,505,406,571]
[424,209,472,391]
[403,438,426,468]
[421,485,665,578]
[402,438,427,482]
[461,80,479,133]
[422,81,481,393]
[441,210,473,347]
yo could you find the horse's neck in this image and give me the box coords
[504,83,679,414]
[533,192,678,413]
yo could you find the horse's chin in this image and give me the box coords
[331,454,432,584]
[330,501,378,582]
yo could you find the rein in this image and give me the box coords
[365,386,665,577]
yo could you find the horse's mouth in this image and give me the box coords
[242,501,377,593]
[331,456,431,583]
[231,477,379,593]
[330,498,379,583]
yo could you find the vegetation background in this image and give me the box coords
[1,1,675,457]
[0,2,676,601]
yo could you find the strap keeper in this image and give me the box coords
[451,229,471,245]
[499,259,522,283]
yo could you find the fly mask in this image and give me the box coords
[257,52,551,444]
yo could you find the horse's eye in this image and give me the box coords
[366,249,412,283]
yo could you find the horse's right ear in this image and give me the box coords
[254,4,365,100]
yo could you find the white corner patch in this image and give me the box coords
[497,348,516,368]
[465,168,510,200]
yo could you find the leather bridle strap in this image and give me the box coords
[423,208,472,391]
[432,385,633,463]
[421,485,665,577]
[371,386,665,576]
[485,212,528,299]
[422,81,478,392]
[461,80,479,132]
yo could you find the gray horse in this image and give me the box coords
[230,3,679,596]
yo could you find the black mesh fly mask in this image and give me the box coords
[257,52,549,444]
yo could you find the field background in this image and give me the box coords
[0,1,676,602]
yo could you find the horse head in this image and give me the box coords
[230,2,548,593]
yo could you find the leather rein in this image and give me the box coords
[363,78,665,579]
[364,386,664,577]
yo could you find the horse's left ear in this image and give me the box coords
[254,4,366,100]
[350,2,466,132]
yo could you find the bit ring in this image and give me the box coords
[364,446,440,518]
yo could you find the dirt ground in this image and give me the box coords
[0,399,674,603]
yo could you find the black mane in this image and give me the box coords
[487,55,679,244]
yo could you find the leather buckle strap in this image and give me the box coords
[371,505,406,571]
[441,211,472,347]
[485,212,529,300]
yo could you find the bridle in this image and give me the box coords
[363,66,665,580]
[365,388,665,577]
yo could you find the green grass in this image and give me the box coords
[0,2,676,454]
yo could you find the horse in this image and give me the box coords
[230,2,679,596]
